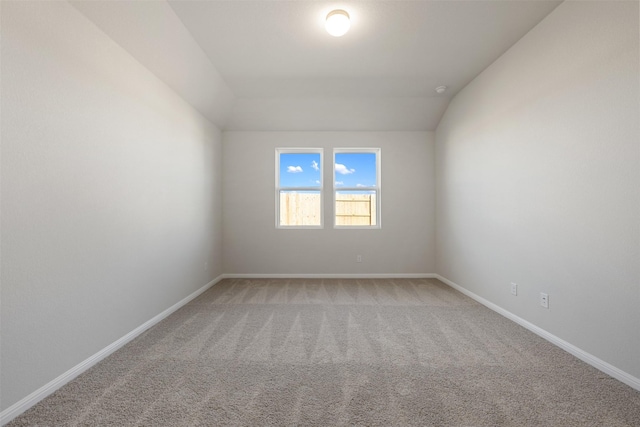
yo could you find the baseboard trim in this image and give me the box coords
[221,273,437,279]
[0,275,225,426]
[435,274,640,392]
[7,272,636,424]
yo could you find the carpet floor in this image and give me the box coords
[8,278,640,426]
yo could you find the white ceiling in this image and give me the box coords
[72,0,562,131]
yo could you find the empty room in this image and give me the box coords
[1,0,639,425]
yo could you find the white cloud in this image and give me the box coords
[335,163,355,175]
[356,183,367,187]
[287,166,303,173]
[315,180,321,184]
[335,181,344,186]
[311,160,319,171]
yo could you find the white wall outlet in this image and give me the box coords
[510,283,518,296]
[540,292,549,309]
[356,255,362,263]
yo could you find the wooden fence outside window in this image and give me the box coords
[279,193,376,226]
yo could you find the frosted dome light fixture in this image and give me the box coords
[326,10,350,37]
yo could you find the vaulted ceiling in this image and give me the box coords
[71,0,562,131]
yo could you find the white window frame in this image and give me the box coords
[333,148,381,229]
[275,148,324,229]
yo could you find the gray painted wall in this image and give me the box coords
[3,0,639,419]
[223,132,435,275]
[1,1,223,410]
[435,1,639,378]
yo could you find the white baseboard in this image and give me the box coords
[435,274,640,392]
[0,275,224,426]
[221,273,437,279]
[6,272,636,425]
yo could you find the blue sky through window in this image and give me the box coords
[279,152,377,189]
[334,152,377,188]
[279,153,321,188]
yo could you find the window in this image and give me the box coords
[334,148,380,228]
[276,148,323,228]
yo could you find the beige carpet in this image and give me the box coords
[9,278,640,426]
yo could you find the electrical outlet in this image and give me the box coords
[356,255,362,263]
[510,283,518,296]
[540,292,549,309]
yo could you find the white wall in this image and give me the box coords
[223,132,435,275]
[435,1,639,379]
[1,1,223,411]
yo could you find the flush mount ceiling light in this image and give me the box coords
[325,9,350,37]
[435,86,448,94]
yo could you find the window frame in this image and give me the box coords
[333,148,381,229]
[275,148,324,229]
